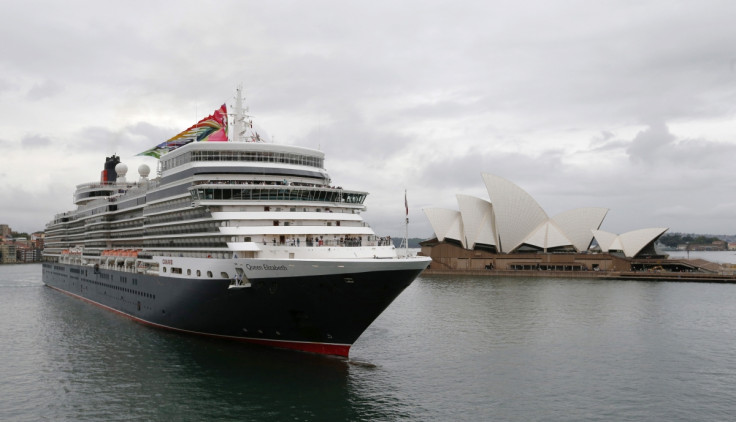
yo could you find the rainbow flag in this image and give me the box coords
[138,104,228,158]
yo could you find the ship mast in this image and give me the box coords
[400,189,409,257]
[230,84,263,143]
[231,84,249,142]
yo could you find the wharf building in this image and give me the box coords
[421,173,673,274]
[0,224,11,238]
[0,226,44,264]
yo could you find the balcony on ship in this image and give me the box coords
[189,182,367,205]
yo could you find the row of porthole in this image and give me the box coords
[84,278,155,300]
[162,267,227,278]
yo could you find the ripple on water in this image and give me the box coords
[4,266,736,421]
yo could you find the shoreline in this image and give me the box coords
[0,262,41,266]
[422,268,736,283]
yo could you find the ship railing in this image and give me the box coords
[192,180,343,189]
[94,263,141,274]
[264,237,393,248]
[75,181,120,189]
[189,182,367,205]
[75,180,158,190]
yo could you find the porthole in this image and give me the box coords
[207,271,213,278]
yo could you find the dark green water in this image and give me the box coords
[3,263,736,421]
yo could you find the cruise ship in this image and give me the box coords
[42,89,431,357]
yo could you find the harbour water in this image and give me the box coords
[4,259,736,421]
[666,249,736,264]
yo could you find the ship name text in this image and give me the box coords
[246,264,288,271]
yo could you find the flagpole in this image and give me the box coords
[404,189,409,258]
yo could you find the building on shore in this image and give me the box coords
[677,240,728,251]
[419,238,736,281]
[0,244,16,264]
[420,239,632,272]
[0,225,44,264]
[422,173,668,260]
[419,173,736,280]
[0,224,11,238]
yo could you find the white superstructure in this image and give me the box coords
[41,89,430,358]
[44,89,424,280]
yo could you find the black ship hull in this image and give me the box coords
[42,261,423,356]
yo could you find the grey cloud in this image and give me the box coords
[590,139,630,153]
[590,131,615,146]
[626,122,675,163]
[75,127,120,150]
[2,1,736,237]
[0,185,66,233]
[127,121,175,143]
[73,122,178,156]
[416,147,568,195]
[21,134,52,149]
[0,78,11,95]
[297,106,416,162]
[626,122,736,171]
[27,80,63,101]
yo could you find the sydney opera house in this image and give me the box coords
[421,173,669,273]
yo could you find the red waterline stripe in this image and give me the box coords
[45,284,352,357]
[237,338,351,357]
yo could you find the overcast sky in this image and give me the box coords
[2,0,736,238]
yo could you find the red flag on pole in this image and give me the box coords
[405,190,408,216]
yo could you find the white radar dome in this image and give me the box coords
[115,163,129,177]
[138,164,151,178]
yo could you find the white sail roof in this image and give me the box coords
[522,221,573,250]
[618,227,668,257]
[592,228,668,257]
[591,230,619,252]
[482,173,548,253]
[551,207,608,252]
[424,173,666,257]
[456,194,496,248]
[423,208,466,248]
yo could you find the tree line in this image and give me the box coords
[658,233,723,248]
